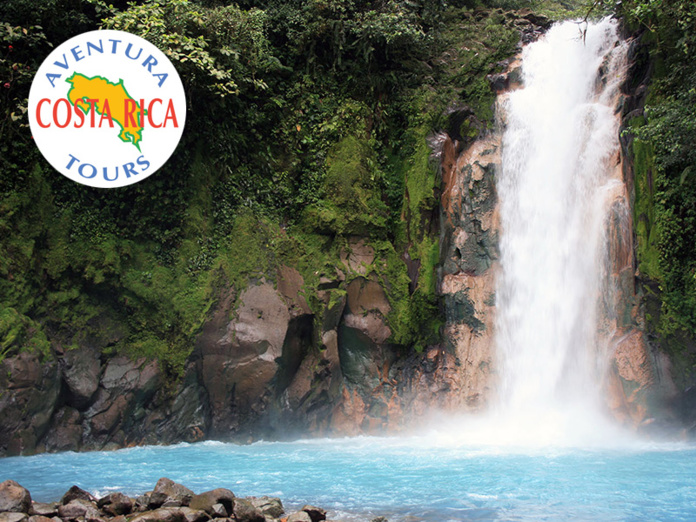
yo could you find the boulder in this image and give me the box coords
[149,479,194,508]
[146,374,209,446]
[301,505,326,522]
[97,493,132,516]
[521,11,551,29]
[29,503,57,517]
[370,517,388,522]
[100,357,142,391]
[79,356,161,450]
[0,481,31,513]
[61,346,100,409]
[60,486,96,505]
[188,489,235,515]
[134,494,150,512]
[0,514,27,522]
[129,508,185,522]
[178,507,210,522]
[57,499,101,520]
[286,513,311,522]
[196,282,291,435]
[248,497,283,518]
[27,516,52,522]
[343,276,391,345]
[231,499,263,522]
[210,504,227,518]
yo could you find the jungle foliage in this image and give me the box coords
[617,0,696,356]
[0,0,598,374]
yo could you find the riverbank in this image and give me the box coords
[0,479,388,522]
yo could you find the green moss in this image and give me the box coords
[0,307,50,363]
[403,126,438,243]
[631,132,661,280]
[371,237,442,352]
[303,135,389,237]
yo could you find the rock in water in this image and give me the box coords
[130,507,185,522]
[0,481,32,513]
[231,499,264,522]
[28,503,57,517]
[287,513,312,522]
[301,505,326,522]
[60,486,96,505]
[27,516,52,522]
[97,493,133,516]
[57,499,101,520]
[177,507,210,522]
[149,478,194,508]
[248,497,283,518]
[210,504,227,518]
[188,489,235,515]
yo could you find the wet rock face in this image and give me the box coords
[0,143,501,451]
[0,337,185,455]
[0,353,60,456]
[60,346,100,409]
[42,407,82,452]
[196,280,293,436]
[606,330,655,425]
[343,277,392,346]
[438,129,502,411]
[82,355,161,450]
[192,267,323,438]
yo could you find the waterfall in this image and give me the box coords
[492,18,631,443]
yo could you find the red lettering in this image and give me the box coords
[73,100,85,128]
[147,99,162,128]
[99,99,114,127]
[84,98,98,127]
[36,98,51,128]
[33,97,179,130]
[53,98,71,128]
[163,99,178,128]
[124,98,137,128]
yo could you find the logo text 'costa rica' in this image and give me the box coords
[29,30,186,188]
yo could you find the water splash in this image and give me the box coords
[492,18,630,444]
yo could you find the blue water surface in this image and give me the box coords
[1,437,695,521]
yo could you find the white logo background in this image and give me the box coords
[28,29,187,188]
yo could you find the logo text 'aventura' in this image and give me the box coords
[28,30,186,188]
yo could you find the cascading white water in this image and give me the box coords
[493,18,629,442]
[422,18,637,448]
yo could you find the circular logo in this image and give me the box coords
[28,29,186,188]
